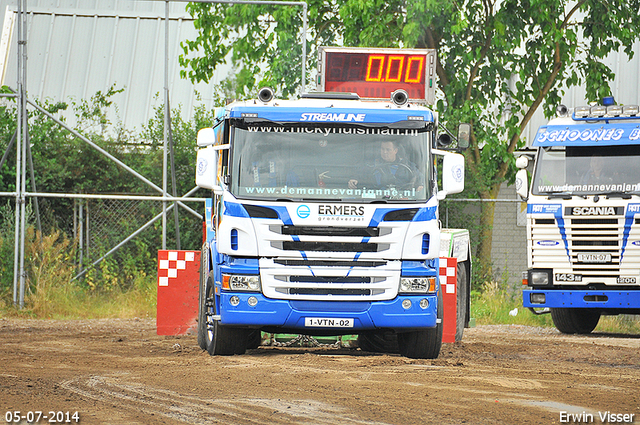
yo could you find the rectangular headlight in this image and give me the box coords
[399,277,437,294]
[530,293,546,304]
[530,270,551,286]
[222,274,261,292]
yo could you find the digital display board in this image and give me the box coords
[318,47,436,104]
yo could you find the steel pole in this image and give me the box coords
[162,0,169,250]
[12,0,23,306]
[18,0,29,308]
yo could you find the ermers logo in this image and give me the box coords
[318,205,365,216]
[567,206,623,216]
[297,205,311,219]
[300,113,366,122]
[196,158,208,176]
[452,164,464,183]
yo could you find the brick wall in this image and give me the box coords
[491,183,527,288]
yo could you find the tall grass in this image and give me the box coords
[471,279,640,334]
[0,226,156,319]
[471,280,553,327]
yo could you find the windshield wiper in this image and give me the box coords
[545,191,586,199]
[604,191,640,199]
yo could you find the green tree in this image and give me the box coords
[180,0,640,277]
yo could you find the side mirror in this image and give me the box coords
[457,123,471,150]
[515,168,529,199]
[197,127,217,147]
[196,145,222,193]
[438,151,465,199]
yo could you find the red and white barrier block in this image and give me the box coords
[157,250,201,335]
[439,257,458,343]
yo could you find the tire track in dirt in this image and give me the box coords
[61,375,393,425]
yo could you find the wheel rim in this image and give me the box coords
[205,276,216,344]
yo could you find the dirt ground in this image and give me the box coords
[1,318,639,425]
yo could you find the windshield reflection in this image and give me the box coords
[532,145,640,195]
[230,125,430,202]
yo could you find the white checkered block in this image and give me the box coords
[439,257,457,294]
[158,251,197,287]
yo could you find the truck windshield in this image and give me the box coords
[229,124,431,202]
[532,145,640,195]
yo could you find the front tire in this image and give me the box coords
[197,244,210,350]
[551,308,601,334]
[397,290,443,359]
[202,271,250,356]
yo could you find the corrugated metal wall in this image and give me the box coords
[1,0,229,130]
[522,41,640,144]
[1,1,639,138]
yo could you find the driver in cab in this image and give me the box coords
[348,141,422,191]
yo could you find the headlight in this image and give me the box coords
[222,274,261,292]
[530,293,546,304]
[529,269,552,286]
[399,277,437,294]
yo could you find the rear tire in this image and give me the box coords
[397,290,443,359]
[357,331,399,354]
[551,308,601,334]
[208,320,250,355]
[246,331,263,350]
[455,261,468,342]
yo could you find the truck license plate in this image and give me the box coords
[305,318,354,328]
[577,253,612,263]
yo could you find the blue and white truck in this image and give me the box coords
[195,47,472,358]
[517,98,640,333]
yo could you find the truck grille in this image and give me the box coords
[281,225,381,237]
[273,259,387,267]
[269,225,391,253]
[569,217,620,278]
[531,212,640,284]
[276,241,387,252]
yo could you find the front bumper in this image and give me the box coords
[218,292,438,331]
[523,289,640,309]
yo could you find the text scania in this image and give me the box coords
[318,205,365,216]
[301,113,365,122]
[572,207,617,216]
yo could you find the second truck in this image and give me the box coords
[517,97,640,333]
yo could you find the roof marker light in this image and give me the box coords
[622,105,639,116]
[590,105,606,117]
[574,106,590,118]
[606,105,623,117]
